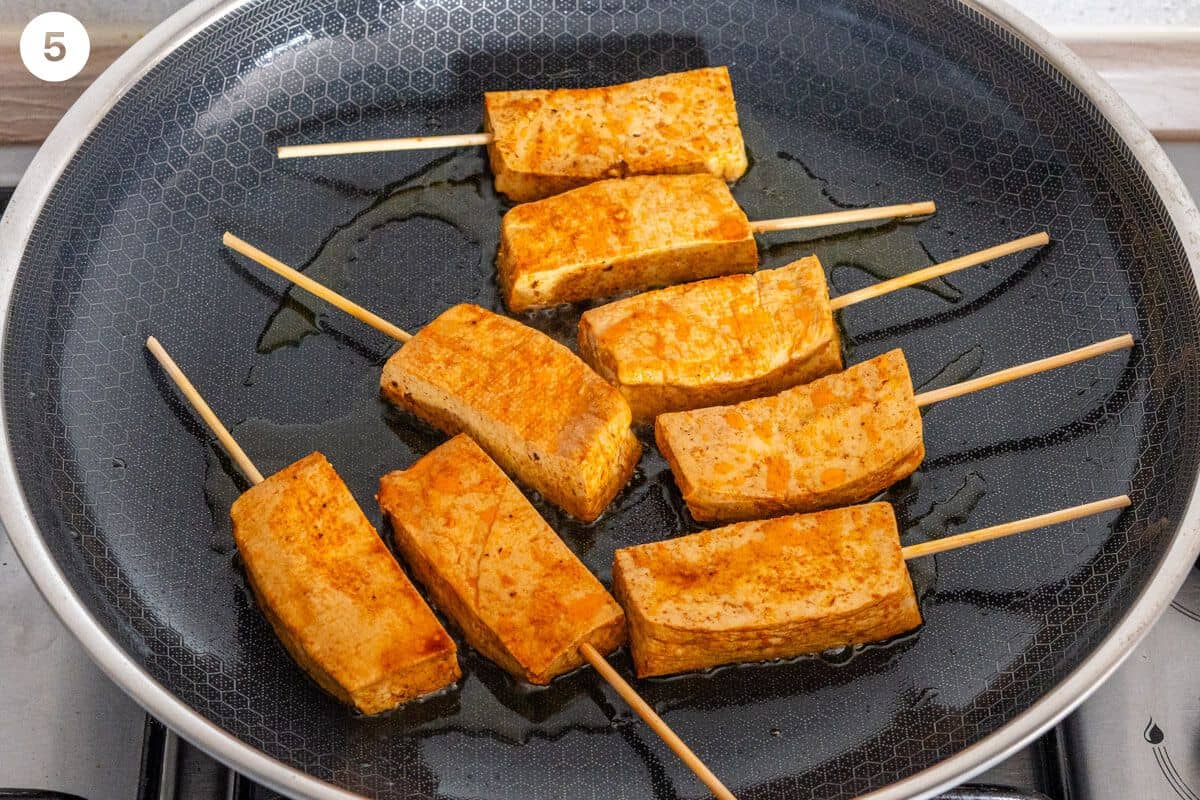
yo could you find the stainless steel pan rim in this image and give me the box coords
[0,1,1197,798]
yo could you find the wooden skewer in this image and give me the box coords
[912,334,1134,408]
[277,132,494,160]
[749,201,937,234]
[225,230,1126,418]
[275,128,932,231]
[829,231,1050,311]
[147,334,736,799]
[579,643,737,800]
[227,214,986,346]
[222,232,412,343]
[901,495,1130,560]
[146,336,264,484]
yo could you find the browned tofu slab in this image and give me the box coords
[496,174,758,311]
[579,256,843,421]
[381,303,641,522]
[613,503,922,677]
[230,452,460,714]
[655,350,924,522]
[483,66,748,202]
[378,434,626,684]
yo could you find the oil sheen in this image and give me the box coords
[202,133,993,744]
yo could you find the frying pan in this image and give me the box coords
[2,1,1199,798]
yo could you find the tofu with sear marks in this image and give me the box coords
[655,350,924,522]
[378,434,626,684]
[483,67,747,202]
[380,304,641,522]
[496,173,758,311]
[579,256,843,421]
[230,452,460,714]
[613,503,922,677]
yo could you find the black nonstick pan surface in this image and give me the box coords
[3,1,1200,798]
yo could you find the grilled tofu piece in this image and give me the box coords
[378,434,626,684]
[380,303,641,522]
[613,503,922,677]
[230,452,460,714]
[579,256,843,421]
[655,350,924,522]
[497,174,758,312]
[483,67,748,202]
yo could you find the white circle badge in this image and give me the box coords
[20,12,90,83]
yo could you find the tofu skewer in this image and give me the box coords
[144,337,461,714]
[276,63,935,233]
[377,435,626,683]
[656,335,1134,522]
[277,67,749,202]
[614,495,1130,677]
[496,173,935,311]
[149,338,737,798]
[223,232,640,523]
[581,232,1049,420]
[377,434,738,800]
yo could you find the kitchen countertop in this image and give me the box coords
[0,528,146,797]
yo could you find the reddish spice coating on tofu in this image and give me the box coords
[496,174,758,311]
[579,256,843,420]
[612,503,922,677]
[378,435,626,684]
[654,350,925,522]
[229,452,460,714]
[380,304,641,522]
[482,66,748,202]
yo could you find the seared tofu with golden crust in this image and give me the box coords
[230,452,460,714]
[655,350,924,522]
[378,435,626,684]
[613,503,921,677]
[497,174,757,311]
[579,256,843,421]
[483,67,748,202]
[380,304,641,522]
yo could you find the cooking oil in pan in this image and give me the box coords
[205,137,984,742]
[914,345,985,395]
[257,148,504,353]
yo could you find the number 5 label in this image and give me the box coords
[20,12,90,82]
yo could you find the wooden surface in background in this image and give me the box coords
[0,25,1196,145]
[1062,30,1200,141]
[0,26,141,145]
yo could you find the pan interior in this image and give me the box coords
[4,1,1199,797]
